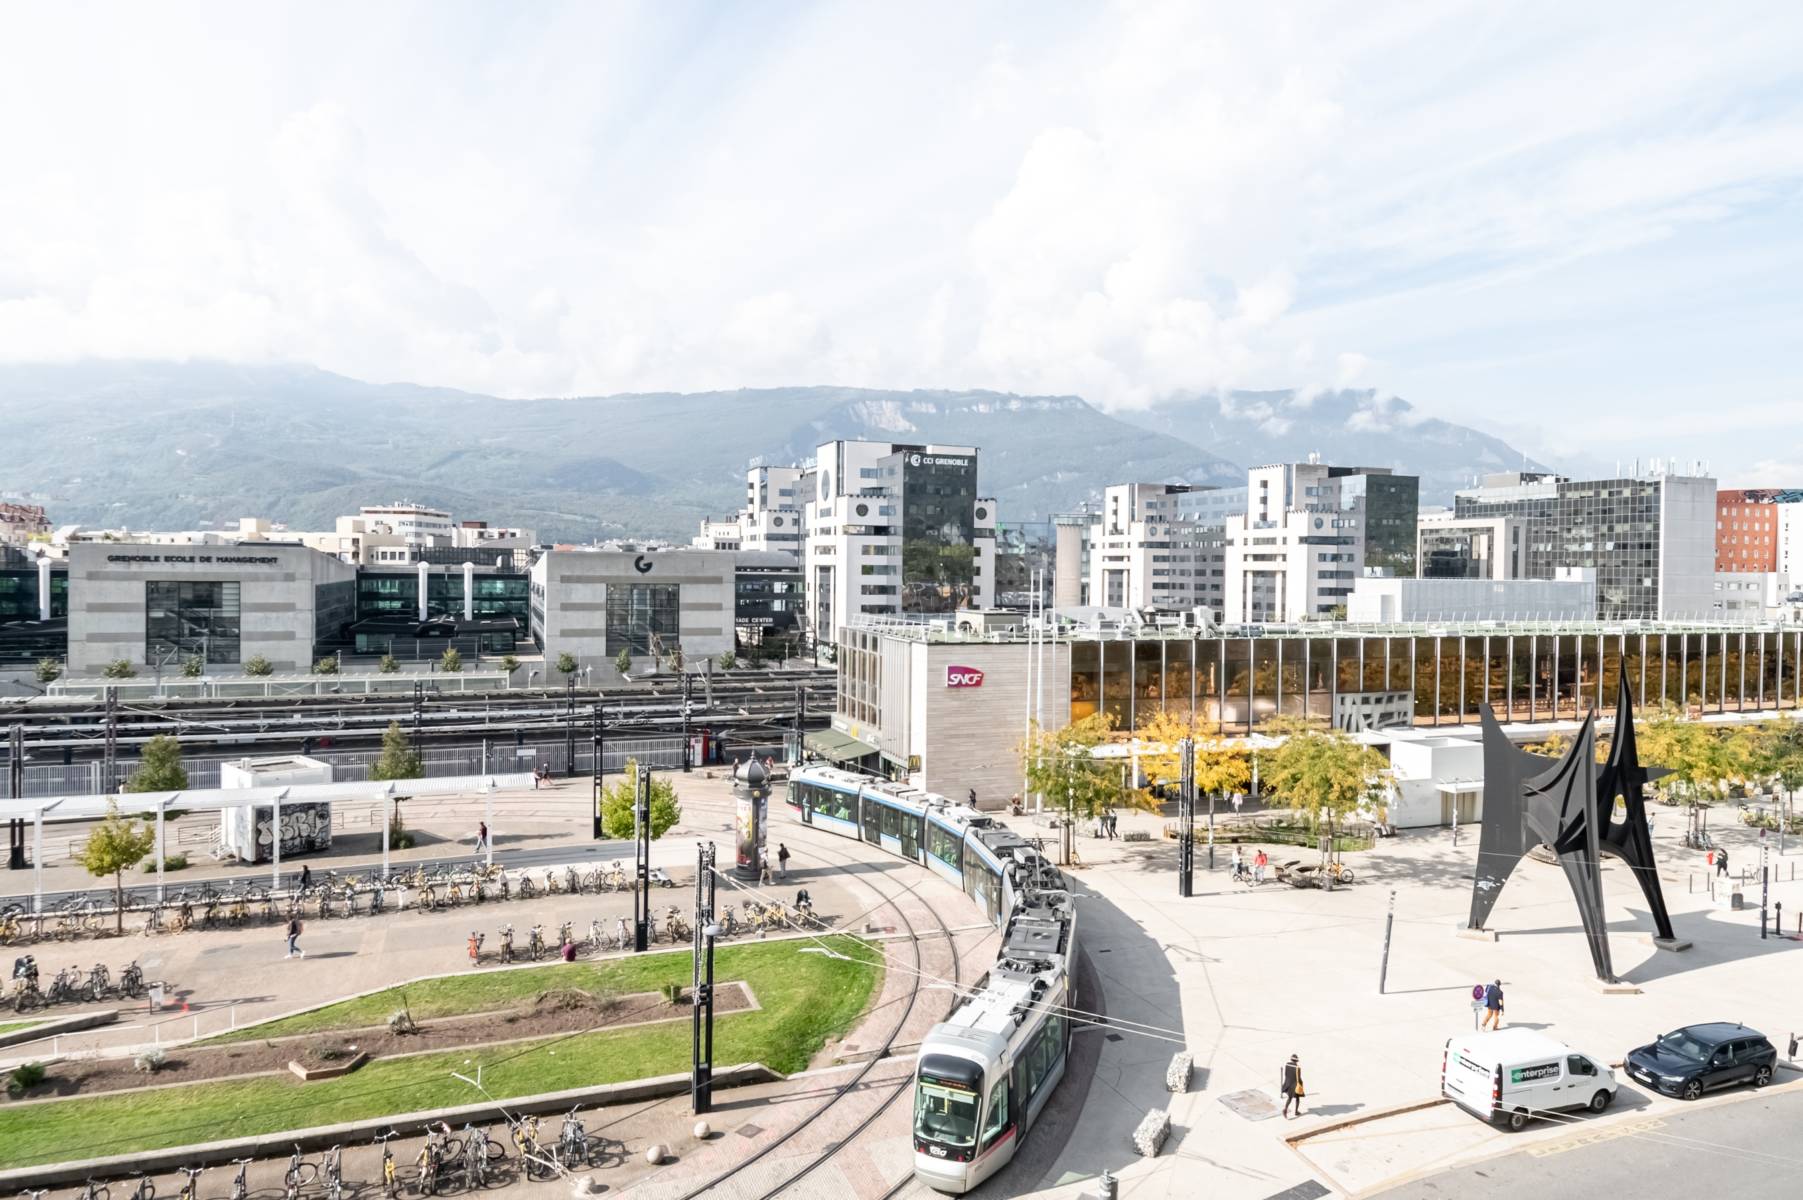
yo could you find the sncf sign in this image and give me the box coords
[945,665,985,689]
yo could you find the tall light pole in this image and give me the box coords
[691,840,717,1113]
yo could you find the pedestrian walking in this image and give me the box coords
[1111,811,1121,839]
[1253,847,1268,884]
[298,864,312,893]
[1482,978,1504,1029]
[968,788,978,808]
[1715,847,1730,877]
[285,916,304,959]
[1232,791,1244,815]
[1231,845,1244,881]
[759,852,773,886]
[1280,1054,1305,1118]
[467,931,481,968]
[476,821,489,855]
[777,843,791,880]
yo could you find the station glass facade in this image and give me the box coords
[146,580,242,663]
[605,583,679,656]
[1062,627,1803,731]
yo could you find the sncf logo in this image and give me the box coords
[945,665,985,688]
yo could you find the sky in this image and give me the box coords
[1,1,1800,481]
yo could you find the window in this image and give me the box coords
[927,823,962,872]
[862,797,882,845]
[146,580,241,664]
[1566,1055,1595,1076]
[980,1077,1010,1146]
[605,584,679,656]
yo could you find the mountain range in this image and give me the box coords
[0,361,1545,543]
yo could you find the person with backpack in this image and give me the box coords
[777,843,791,880]
[1482,979,1505,1029]
[1281,1054,1305,1118]
[285,915,304,959]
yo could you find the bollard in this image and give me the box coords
[1099,1170,1118,1200]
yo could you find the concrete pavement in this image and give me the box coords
[998,802,1803,1199]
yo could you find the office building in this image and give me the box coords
[1716,489,1782,572]
[692,518,743,551]
[529,548,740,669]
[796,441,994,646]
[1088,484,1228,618]
[1451,469,1716,620]
[357,503,454,547]
[1051,512,1091,609]
[1418,510,1525,580]
[1224,461,1413,622]
[1781,499,1803,583]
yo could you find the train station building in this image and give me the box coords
[831,613,1803,811]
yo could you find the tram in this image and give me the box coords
[785,764,1078,1192]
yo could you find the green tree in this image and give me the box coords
[101,659,137,679]
[613,648,632,678]
[81,800,156,934]
[556,651,579,678]
[1261,729,1389,854]
[717,650,737,671]
[1021,713,1142,862]
[313,656,339,675]
[123,735,188,793]
[1135,710,1251,807]
[181,655,204,678]
[243,655,274,677]
[379,655,400,674]
[370,721,423,782]
[1641,705,1736,841]
[598,761,683,839]
[499,654,520,675]
[439,647,463,673]
[33,657,60,684]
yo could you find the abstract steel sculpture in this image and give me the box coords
[1468,677,1673,982]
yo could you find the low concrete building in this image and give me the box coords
[64,542,357,677]
[530,548,737,669]
[1385,733,1484,829]
[1347,574,1597,623]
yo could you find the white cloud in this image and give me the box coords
[0,1,1800,478]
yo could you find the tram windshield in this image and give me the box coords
[914,1079,979,1147]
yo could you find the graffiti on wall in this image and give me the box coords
[250,801,333,863]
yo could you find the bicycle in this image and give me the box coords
[499,923,515,963]
[557,1104,592,1167]
[128,1174,156,1200]
[46,964,81,1006]
[86,962,112,1001]
[175,1168,204,1200]
[375,1130,400,1200]
[77,1178,110,1200]
[557,920,573,948]
[119,959,146,998]
[527,924,545,960]
[663,906,690,943]
[321,1145,343,1200]
[284,1142,317,1200]
[459,1122,498,1188]
[513,1114,551,1181]
[230,1157,254,1200]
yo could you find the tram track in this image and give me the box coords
[665,825,971,1200]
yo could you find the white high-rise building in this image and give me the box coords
[797,440,993,646]
[358,503,455,546]
[1224,462,1368,622]
[1087,484,1230,618]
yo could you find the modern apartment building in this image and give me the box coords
[358,503,455,546]
[1088,484,1228,617]
[1223,461,1415,622]
[796,440,994,645]
[1418,509,1525,580]
[1450,469,1716,620]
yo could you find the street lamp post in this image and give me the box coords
[691,839,717,1113]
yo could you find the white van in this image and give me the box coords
[1442,1028,1617,1130]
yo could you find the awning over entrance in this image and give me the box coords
[805,728,879,764]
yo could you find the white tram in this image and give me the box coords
[781,765,1078,1194]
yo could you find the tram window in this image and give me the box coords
[883,805,904,841]
[809,784,853,823]
[1022,1014,1065,1102]
[979,1077,1010,1146]
[862,798,882,844]
[928,824,962,871]
[980,867,1001,921]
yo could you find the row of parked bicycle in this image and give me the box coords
[0,862,681,946]
[7,956,149,1012]
[20,1107,615,1200]
[468,892,825,965]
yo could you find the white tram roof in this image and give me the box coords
[939,890,1075,1041]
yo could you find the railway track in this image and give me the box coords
[660,825,972,1200]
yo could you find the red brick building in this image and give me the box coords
[1716,488,1779,572]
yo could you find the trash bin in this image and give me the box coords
[148,984,164,1011]
[1731,891,1746,911]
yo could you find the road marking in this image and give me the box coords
[1527,1116,1666,1157]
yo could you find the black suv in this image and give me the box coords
[1626,1023,1777,1101]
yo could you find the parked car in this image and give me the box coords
[1625,1023,1776,1101]
[1442,1029,1617,1130]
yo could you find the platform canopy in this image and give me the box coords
[0,772,534,822]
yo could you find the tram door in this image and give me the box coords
[900,814,920,863]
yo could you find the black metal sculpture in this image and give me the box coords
[1468,677,1673,982]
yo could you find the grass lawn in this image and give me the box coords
[0,937,879,1169]
[0,1019,45,1037]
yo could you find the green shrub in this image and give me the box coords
[8,1062,46,1097]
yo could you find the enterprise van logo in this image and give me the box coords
[945,665,985,688]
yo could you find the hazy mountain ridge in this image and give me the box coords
[0,362,1542,541]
